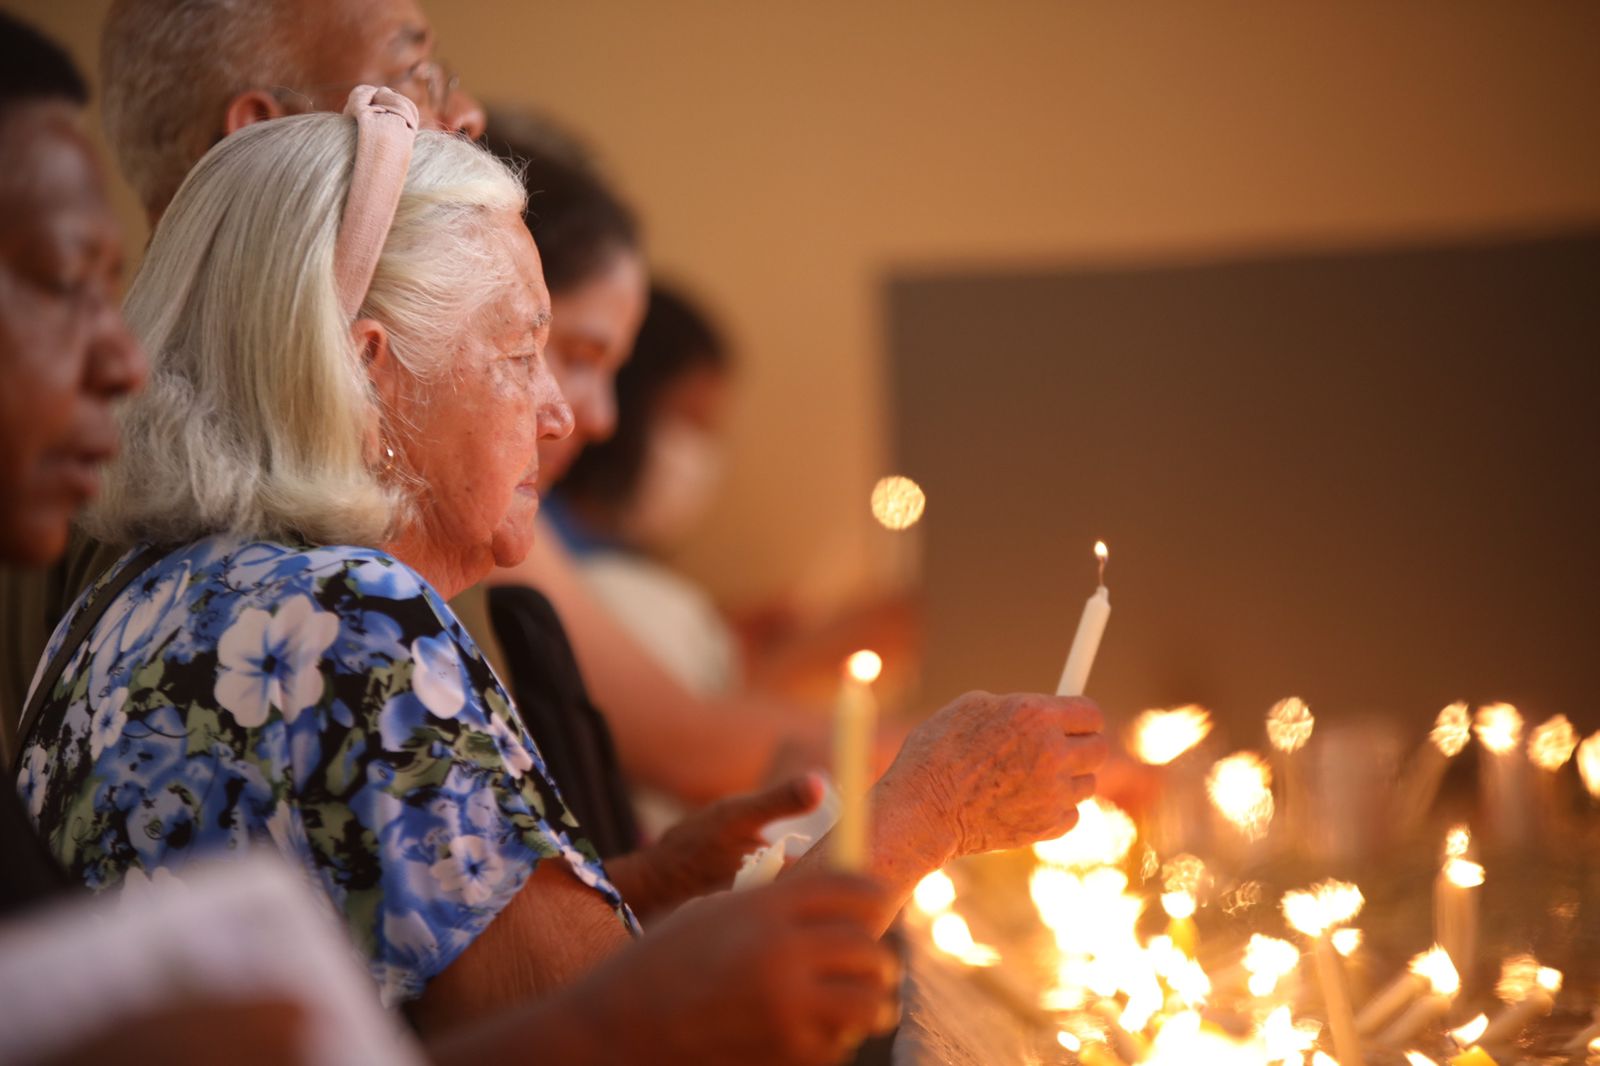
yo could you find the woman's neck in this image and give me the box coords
[383,527,489,602]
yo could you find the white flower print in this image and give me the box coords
[483,712,533,780]
[89,686,129,760]
[87,561,190,704]
[428,836,505,906]
[18,746,50,819]
[410,635,467,720]
[214,595,340,728]
[556,837,608,893]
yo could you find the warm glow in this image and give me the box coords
[1032,797,1137,868]
[1431,701,1472,757]
[1282,880,1364,937]
[845,649,882,684]
[1496,954,1544,1000]
[1161,889,1197,920]
[1449,1013,1488,1047]
[1266,696,1315,753]
[1474,702,1524,754]
[1443,857,1485,888]
[911,870,956,916]
[869,475,926,531]
[1527,713,1578,771]
[1056,1030,1081,1052]
[929,911,999,967]
[1130,705,1213,765]
[1312,1054,1340,1066]
[1578,731,1600,797]
[1402,1054,1440,1066]
[1331,927,1364,957]
[1162,854,1207,896]
[1537,966,1563,994]
[1259,1005,1316,1060]
[1242,933,1299,995]
[1444,824,1470,860]
[1207,752,1275,840]
[1410,946,1461,996]
[1094,539,1109,563]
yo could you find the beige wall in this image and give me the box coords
[17,0,1600,611]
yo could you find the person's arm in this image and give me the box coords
[492,519,827,804]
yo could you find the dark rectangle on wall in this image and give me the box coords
[886,230,1600,738]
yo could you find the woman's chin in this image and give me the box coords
[490,500,539,568]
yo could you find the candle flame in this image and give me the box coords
[1312,1054,1340,1066]
[1130,705,1212,765]
[1161,854,1207,896]
[1527,713,1578,771]
[1266,696,1315,753]
[1537,966,1563,994]
[1579,731,1600,798]
[1094,539,1108,562]
[1056,1031,1081,1052]
[1474,702,1524,754]
[1242,933,1300,994]
[1410,946,1461,996]
[845,649,882,684]
[1431,701,1472,757]
[1444,824,1470,859]
[1259,1005,1317,1060]
[929,911,1000,967]
[1281,880,1364,937]
[1402,1054,1440,1066]
[1443,857,1485,888]
[1331,927,1364,956]
[1496,954,1544,1001]
[911,869,956,916]
[1032,797,1137,868]
[1207,751,1275,840]
[1161,889,1197,920]
[1448,1013,1488,1047]
[869,475,926,531]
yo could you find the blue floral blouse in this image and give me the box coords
[16,536,639,1004]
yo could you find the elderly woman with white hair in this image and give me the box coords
[15,88,1106,1057]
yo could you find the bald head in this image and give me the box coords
[101,0,484,222]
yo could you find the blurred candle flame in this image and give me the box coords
[929,911,1000,967]
[1282,880,1364,937]
[1443,857,1485,888]
[1032,797,1137,868]
[1402,1053,1440,1066]
[1496,954,1561,999]
[1528,713,1578,771]
[1331,928,1364,957]
[869,475,926,530]
[1444,824,1470,859]
[1056,1030,1081,1052]
[1130,705,1213,765]
[1410,946,1461,996]
[1161,854,1207,896]
[1312,1054,1340,1066]
[1579,731,1600,798]
[1474,702,1524,754]
[846,649,882,684]
[1243,934,1300,996]
[1161,889,1197,920]
[1431,701,1472,757]
[1266,696,1315,753]
[911,869,955,916]
[1448,1013,1488,1047]
[1207,752,1275,840]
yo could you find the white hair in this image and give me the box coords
[86,112,526,549]
[101,0,317,218]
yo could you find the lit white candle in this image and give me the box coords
[830,649,882,872]
[1397,702,1471,835]
[1056,541,1110,697]
[1474,703,1529,847]
[1434,829,1482,990]
[1478,958,1560,1047]
[1374,948,1459,1046]
[1283,882,1366,1066]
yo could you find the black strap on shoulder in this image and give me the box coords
[11,543,172,776]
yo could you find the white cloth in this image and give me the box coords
[580,550,740,696]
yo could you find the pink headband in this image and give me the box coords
[332,85,420,320]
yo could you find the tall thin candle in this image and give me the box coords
[1057,541,1110,697]
[831,650,882,872]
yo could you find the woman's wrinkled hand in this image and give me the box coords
[611,774,824,918]
[880,691,1107,861]
[578,872,900,1066]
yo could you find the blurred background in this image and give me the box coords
[19,0,1600,738]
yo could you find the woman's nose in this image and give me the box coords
[541,397,575,442]
[445,86,486,141]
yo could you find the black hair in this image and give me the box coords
[558,283,730,514]
[484,109,640,294]
[0,12,88,112]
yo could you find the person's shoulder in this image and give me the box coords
[191,537,430,603]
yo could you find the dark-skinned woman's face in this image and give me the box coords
[0,102,145,565]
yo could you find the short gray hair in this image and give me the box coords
[87,113,527,549]
[100,0,309,217]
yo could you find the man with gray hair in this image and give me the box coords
[0,0,487,755]
[102,0,485,222]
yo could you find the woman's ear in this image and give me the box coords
[352,317,401,466]
[222,90,288,136]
